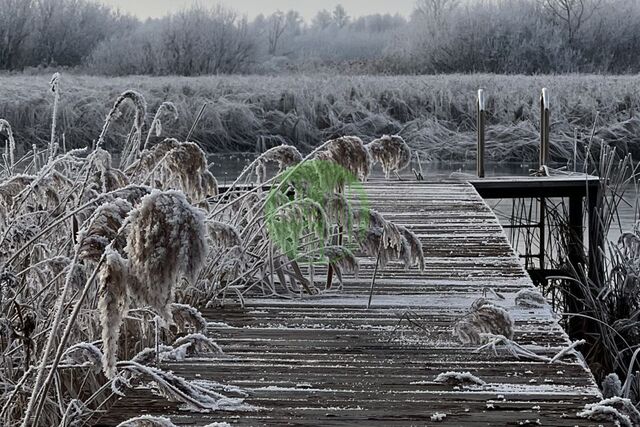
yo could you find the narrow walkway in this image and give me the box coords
[99,181,604,426]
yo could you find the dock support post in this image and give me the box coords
[477,89,486,178]
[587,183,604,285]
[539,88,550,168]
[566,195,585,335]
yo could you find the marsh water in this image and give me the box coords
[209,154,638,248]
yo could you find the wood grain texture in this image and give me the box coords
[98,181,606,426]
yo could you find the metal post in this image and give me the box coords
[477,89,486,178]
[539,88,550,168]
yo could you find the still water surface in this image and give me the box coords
[209,154,639,243]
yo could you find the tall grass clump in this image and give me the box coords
[2,73,640,164]
[496,140,640,404]
[0,75,424,426]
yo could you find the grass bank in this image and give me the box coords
[2,73,640,162]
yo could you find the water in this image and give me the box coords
[208,154,639,241]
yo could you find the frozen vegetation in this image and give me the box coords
[2,73,640,165]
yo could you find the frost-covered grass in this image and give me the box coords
[0,75,424,425]
[2,73,640,163]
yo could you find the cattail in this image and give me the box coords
[515,288,547,308]
[77,198,133,262]
[98,248,131,378]
[454,299,515,345]
[0,119,16,171]
[314,136,372,181]
[125,190,208,321]
[367,135,412,178]
[116,415,178,427]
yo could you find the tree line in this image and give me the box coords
[1,0,639,75]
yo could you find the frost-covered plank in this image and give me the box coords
[101,181,606,426]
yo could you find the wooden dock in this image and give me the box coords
[98,180,605,426]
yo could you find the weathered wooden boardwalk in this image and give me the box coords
[99,181,605,426]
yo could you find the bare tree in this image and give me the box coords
[540,0,602,44]
[332,5,350,28]
[0,0,34,69]
[414,0,459,28]
[267,11,287,55]
[312,9,333,30]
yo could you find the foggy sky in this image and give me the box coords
[98,0,415,20]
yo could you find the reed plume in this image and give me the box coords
[367,135,411,178]
[77,198,132,262]
[98,248,131,378]
[454,299,515,345]
[144,102,179,150]
[125,190,208,321]
[314,136,371,181]
[254,145,303,183]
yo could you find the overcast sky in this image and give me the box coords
[98,0,415,20]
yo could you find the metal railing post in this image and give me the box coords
[477,89,486,178]
[540,88,550,168]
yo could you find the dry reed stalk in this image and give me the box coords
[144,102,179,151]
[0,119,16,174]
[48,73,61,164]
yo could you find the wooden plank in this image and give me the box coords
[97,181,605,426]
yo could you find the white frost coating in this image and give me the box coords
[602,373,622,398]
[204,423,232,427]
[454,299,514,344]
[125,190,208,321]
[366,135,412,178]
[477,89,486,111]
[430,412,446,421]
[577,397,640,427]
[98,247,131,378]
[434,371,486,386]
[173,333,223,354]
[159,343,191,361]
[514,288,547,308]
[171,303,208,333]
[541,87,549,109]
[116,415,177,427]
[0,119,16,169]
[548,339,585,363]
